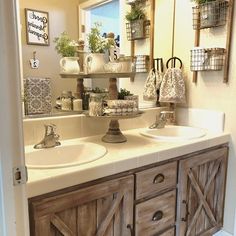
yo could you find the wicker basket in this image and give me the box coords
[192,0,229,30]
[190,47,225,71]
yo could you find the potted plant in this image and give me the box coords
[125,4,146,40]
[54,32,80,74]
[85,22,111,73]
[192,0,228,29]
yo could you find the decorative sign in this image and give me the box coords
[25,9,49,46]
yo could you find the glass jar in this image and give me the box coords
[61,91,72,111]
[89,93,104,116]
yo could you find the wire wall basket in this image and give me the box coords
[135,55,150,73]
[190,48,226,71]
[192,0,229,30]
[126,20,150,41]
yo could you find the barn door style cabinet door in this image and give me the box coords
[29,175,134,236]
[177,147,228,236]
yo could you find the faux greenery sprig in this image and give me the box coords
[53,32,77,57]
[88,22,111,53]
[192,0,215,4]
[125,5,146,21]
[118,88,133,100]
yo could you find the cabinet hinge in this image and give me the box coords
[13,166,28,186]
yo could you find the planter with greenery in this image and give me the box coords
[192,0,228,29]
[125,4,147,40]
[54,32,80,74]
[85,22,113,73]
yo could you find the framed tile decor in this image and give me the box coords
[25,8,49,46]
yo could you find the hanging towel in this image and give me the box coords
[24,77,52,115]
[143,69,163,101]
[159,68,186,103]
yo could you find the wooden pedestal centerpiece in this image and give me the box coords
[60,72,138,143]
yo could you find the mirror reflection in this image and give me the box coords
[19,0,175,118]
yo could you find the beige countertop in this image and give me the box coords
[26,128,230,198]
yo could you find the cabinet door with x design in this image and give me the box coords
[29,175,134,236]
[177,147,228,236]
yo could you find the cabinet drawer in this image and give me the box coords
[135,162,177,199]
[135,190,176,236]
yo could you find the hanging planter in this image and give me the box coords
[126,19,150,40]
[125,3,150,40]
[192,0,229,30]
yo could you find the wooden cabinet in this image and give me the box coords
[29,176,134,236]
[176,146,228,236]
[29,145,228,236]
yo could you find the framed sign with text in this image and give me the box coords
[25,8,49,46]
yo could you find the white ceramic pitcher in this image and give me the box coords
[84,53,108,74]
[60,57,80,74]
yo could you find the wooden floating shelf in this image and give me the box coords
[60,72,136,79]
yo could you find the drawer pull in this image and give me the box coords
[127,224,134,236]
[152,210,163,221]
[153,174,165,184]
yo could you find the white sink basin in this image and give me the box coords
[25,142,107,169]
[140,125,206,141]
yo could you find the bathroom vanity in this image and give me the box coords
[27,127,229,236]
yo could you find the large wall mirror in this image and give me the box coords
[19,0,175,118]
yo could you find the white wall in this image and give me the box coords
[19,0,79,104]
[174,0,236,233]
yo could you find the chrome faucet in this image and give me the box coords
[34,124,61,149]
[149,110,175,129]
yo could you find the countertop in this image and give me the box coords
[26,128,230,198]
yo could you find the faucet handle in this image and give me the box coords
[160,110,175,124]
[44,124,57,136]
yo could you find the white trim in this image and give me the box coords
[234,208,236,236]
[0,0,29,235]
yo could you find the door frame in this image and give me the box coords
[0,0,29,235]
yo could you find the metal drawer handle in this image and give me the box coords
[127,224,134,236]
[152,210,163,221]
[153,174,165,184]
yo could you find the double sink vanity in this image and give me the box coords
[25,108,230,236]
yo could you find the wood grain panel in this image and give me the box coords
[31,175,134,236]
[32,176,133,218]
[56,208,77,235]
[77,201,96,236]
[159,227,175,236]
[176,146,228,236]
[97,195,114,236]
[135,190,176,236]
[135,162,177,199]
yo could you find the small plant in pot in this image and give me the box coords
[85,22,112,73]
[192,0,227,29]
[54,32,80,74]
[125,4,146,40]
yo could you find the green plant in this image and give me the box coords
[125,5,146,21]
[54,32,77,57]
[192,0,215,4]
[88,22,111,53]
[118,88,133,100]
